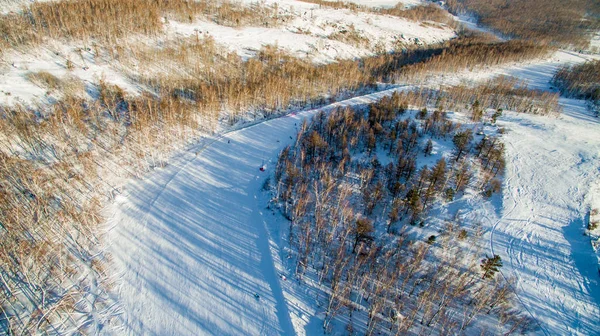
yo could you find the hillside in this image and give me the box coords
[1,0,599,335]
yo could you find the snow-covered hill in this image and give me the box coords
[3,1,599,334]
[0,0,454,107]
[105,52,600,334]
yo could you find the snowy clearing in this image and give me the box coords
[0,0,54,14]
[320,0,424,8]
[421,50,600,90]
[488,103,600,335]
[166,7,454,64]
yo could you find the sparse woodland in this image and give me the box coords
[0,0,287,51]
[364,32,552,82]
[378,3,457,28]
[0,0,565,333]
[268,91,540,334]
[446,0,600,49]
[299,0,456,28]
[552,60,600,116]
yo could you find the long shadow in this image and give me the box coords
[558,97,599,124]
[108,113,307,335]
[561,217,600,334]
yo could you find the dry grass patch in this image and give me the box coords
[552,60,600,100]
[26,71,62,90]
[379,3,457,28]
[395,34,551,81]
[297,0,364,11]
[327,24,371,48]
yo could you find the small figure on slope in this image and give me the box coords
[259,160,267,172]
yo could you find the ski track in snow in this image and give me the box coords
[103,47,600,336]
[490,103,600,335]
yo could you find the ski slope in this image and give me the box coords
[448,52,600,334]
[490,103,600,335]
[105,88,405,335]
[100,31,600,335]
[105,53,600,335]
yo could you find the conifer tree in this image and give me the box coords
[481,254,503,279]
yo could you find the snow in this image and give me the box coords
[321,0,425,8]
[422,50,600,91]
[434,50,600,335]
[0,43,139,106]
[104,49,600,334]
[485,102,600,335]
[590,33,600,54]
[0,0,54,14]
[166,6,454,63]
[3,1,598,333]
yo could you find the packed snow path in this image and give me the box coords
[106,89,402,335]
[490,101,600,335]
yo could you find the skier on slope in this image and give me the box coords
[259,160,267,172]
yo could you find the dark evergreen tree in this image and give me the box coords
[481,255,503,279]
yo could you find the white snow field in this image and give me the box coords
[497,55,600,336]
[321,0,424,8]
[0,0,54,14]
[489,102,600,335]
[433,51,600,334]
[105,51,600,335]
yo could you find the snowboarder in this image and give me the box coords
[254,293,260,299]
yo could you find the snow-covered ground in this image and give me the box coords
[421,50,600,91]
[0,42,139,106]
[0,0,54,14]
[426,52,600,334]
[7,1,598,334]
[167,6,454,64]
[321,0,424,8]
[488,103,600,335]
[590,33,600,54]
[103,49,600,335]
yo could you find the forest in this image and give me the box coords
[446,0,600,49]
[552,60,600,115]
[267,85,558,334]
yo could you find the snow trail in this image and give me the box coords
[492,99,600,335]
